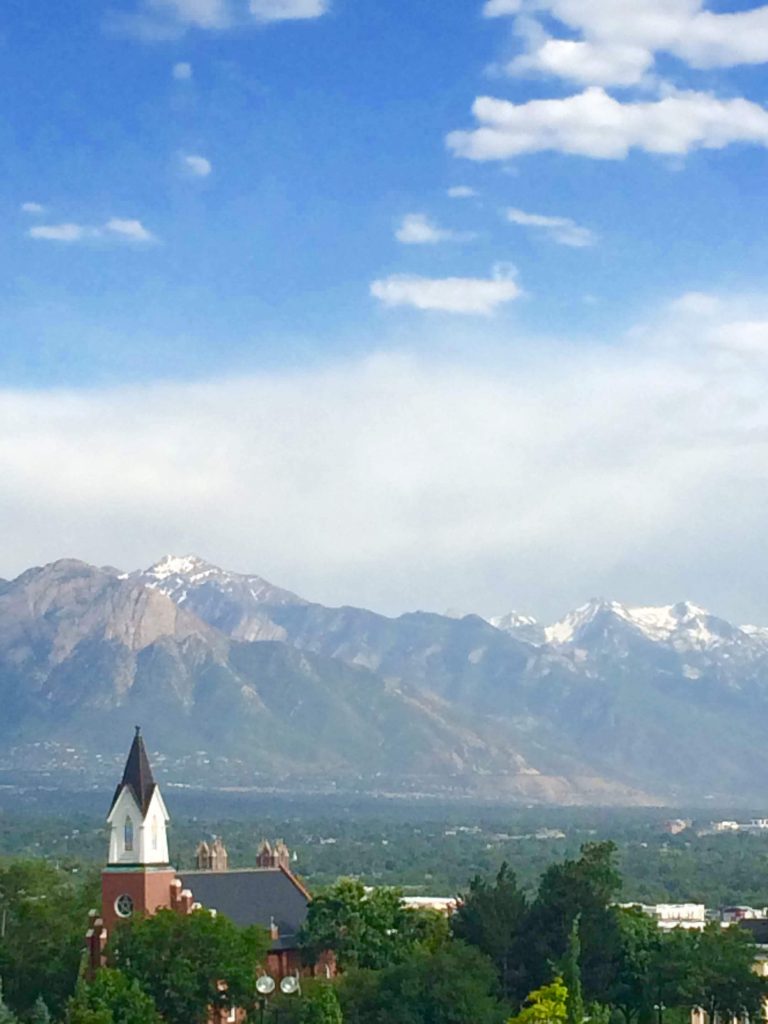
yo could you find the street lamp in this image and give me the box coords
[654,1001,666,1024]
[256,973,301,1023]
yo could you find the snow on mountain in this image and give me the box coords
[487,611,545,645]
[485,598,761,656]
[136,554,305,608]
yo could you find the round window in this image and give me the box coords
[115,894,134,918]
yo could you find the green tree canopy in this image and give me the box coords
[64,970,160,1024]
[453,862,529,1002]
[0,861,98,1018]
[689,923,766,1023]
[109,908,269,1024]
[299,984,343,1024]
[299,879,442,972]
[339,942,504,1024]
[561,918,584,1024]
[525,842,623,1002]
[0,981,18,1024]
[507,978,568,1024]
[29,997,51,1024]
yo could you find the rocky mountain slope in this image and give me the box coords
[4,556,768,804]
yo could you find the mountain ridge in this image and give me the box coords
[4,554,768,805]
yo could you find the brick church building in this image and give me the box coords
[87,728,323,979]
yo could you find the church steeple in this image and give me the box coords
[112,725,156,816]
[106,727,170,866]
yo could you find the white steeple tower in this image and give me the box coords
[106,726,170,866]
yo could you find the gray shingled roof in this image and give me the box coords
[110,726,157,816]
[178,868,310,947]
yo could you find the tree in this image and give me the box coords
[525,842,622,1003]
[0,861,99,1018]
[507,978,568,1024]
[608,907,659,1024]
[299,984,343,1024]
[0,981,18,1024]
[109,909,269,1024]
[300,879,437,972]
[339,942,504,1024]
[65,970,160,1024]
[689,923,766,1023]
[453,863,529,1002]
[561,918,584,1024]
[30,997,51,1024]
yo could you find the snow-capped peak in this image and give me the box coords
[144,554,213,582]
[135,554,306,609]
[544,599,625,645]
[485,611,544,645]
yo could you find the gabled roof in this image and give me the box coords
[109,727,157,817]
[177,867,310,946]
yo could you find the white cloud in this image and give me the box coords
[28,219,156,244]
[447,87,768,161]
[508,39,654,87]
[6,293,768,622]
[173,61,193,79]
[506,208,596,247]
[183,154,212,177]
[105,219,156,243]
[21,202,45,215]
[28,224,96,243]
[113,0,328,36]
[483,0,523,14]
[447,186,478,198]
[371,267,520,315]
[249,0,329,21]
[484,1,768,87]
[146,0,230,28]
[670,291,721,316]
[395,213,460,245]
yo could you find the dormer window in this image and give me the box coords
[124,815,134,853]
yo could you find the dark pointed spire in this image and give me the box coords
[110,727,157,816]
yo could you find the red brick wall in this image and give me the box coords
[101,867,177,932]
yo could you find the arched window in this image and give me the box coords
[124,815,134,853]
[151,815,159,851]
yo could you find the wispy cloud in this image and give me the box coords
[111,0,328,38]
[249,0,329,22]
[173,61,193,80]
[28,218,156,244]
[506,208,596,247]
[29,224,97,243]
[447,88,768,161]
[371,266,520,315]
[105,219,156,243]
[447,186,478,199]
[183,154,212,177]
[21,202,45,215]
[395,213,464,245]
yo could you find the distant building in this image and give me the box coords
[620,902,707,930]
[87,728,332,981]
[662,818,691,835]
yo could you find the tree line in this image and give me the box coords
[0,842,766,1024]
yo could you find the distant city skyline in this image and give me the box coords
[3,1,768,622]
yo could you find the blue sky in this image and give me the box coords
[4,0,768,622]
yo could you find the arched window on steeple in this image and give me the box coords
[151,815,159,851]
[124,815,134,853]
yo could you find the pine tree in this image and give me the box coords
[562,916,585,1024]
[299,984,343,1024]
[30,998,51,1024]
[0,981,18,1024]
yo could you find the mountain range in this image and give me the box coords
[2,554,768,805]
